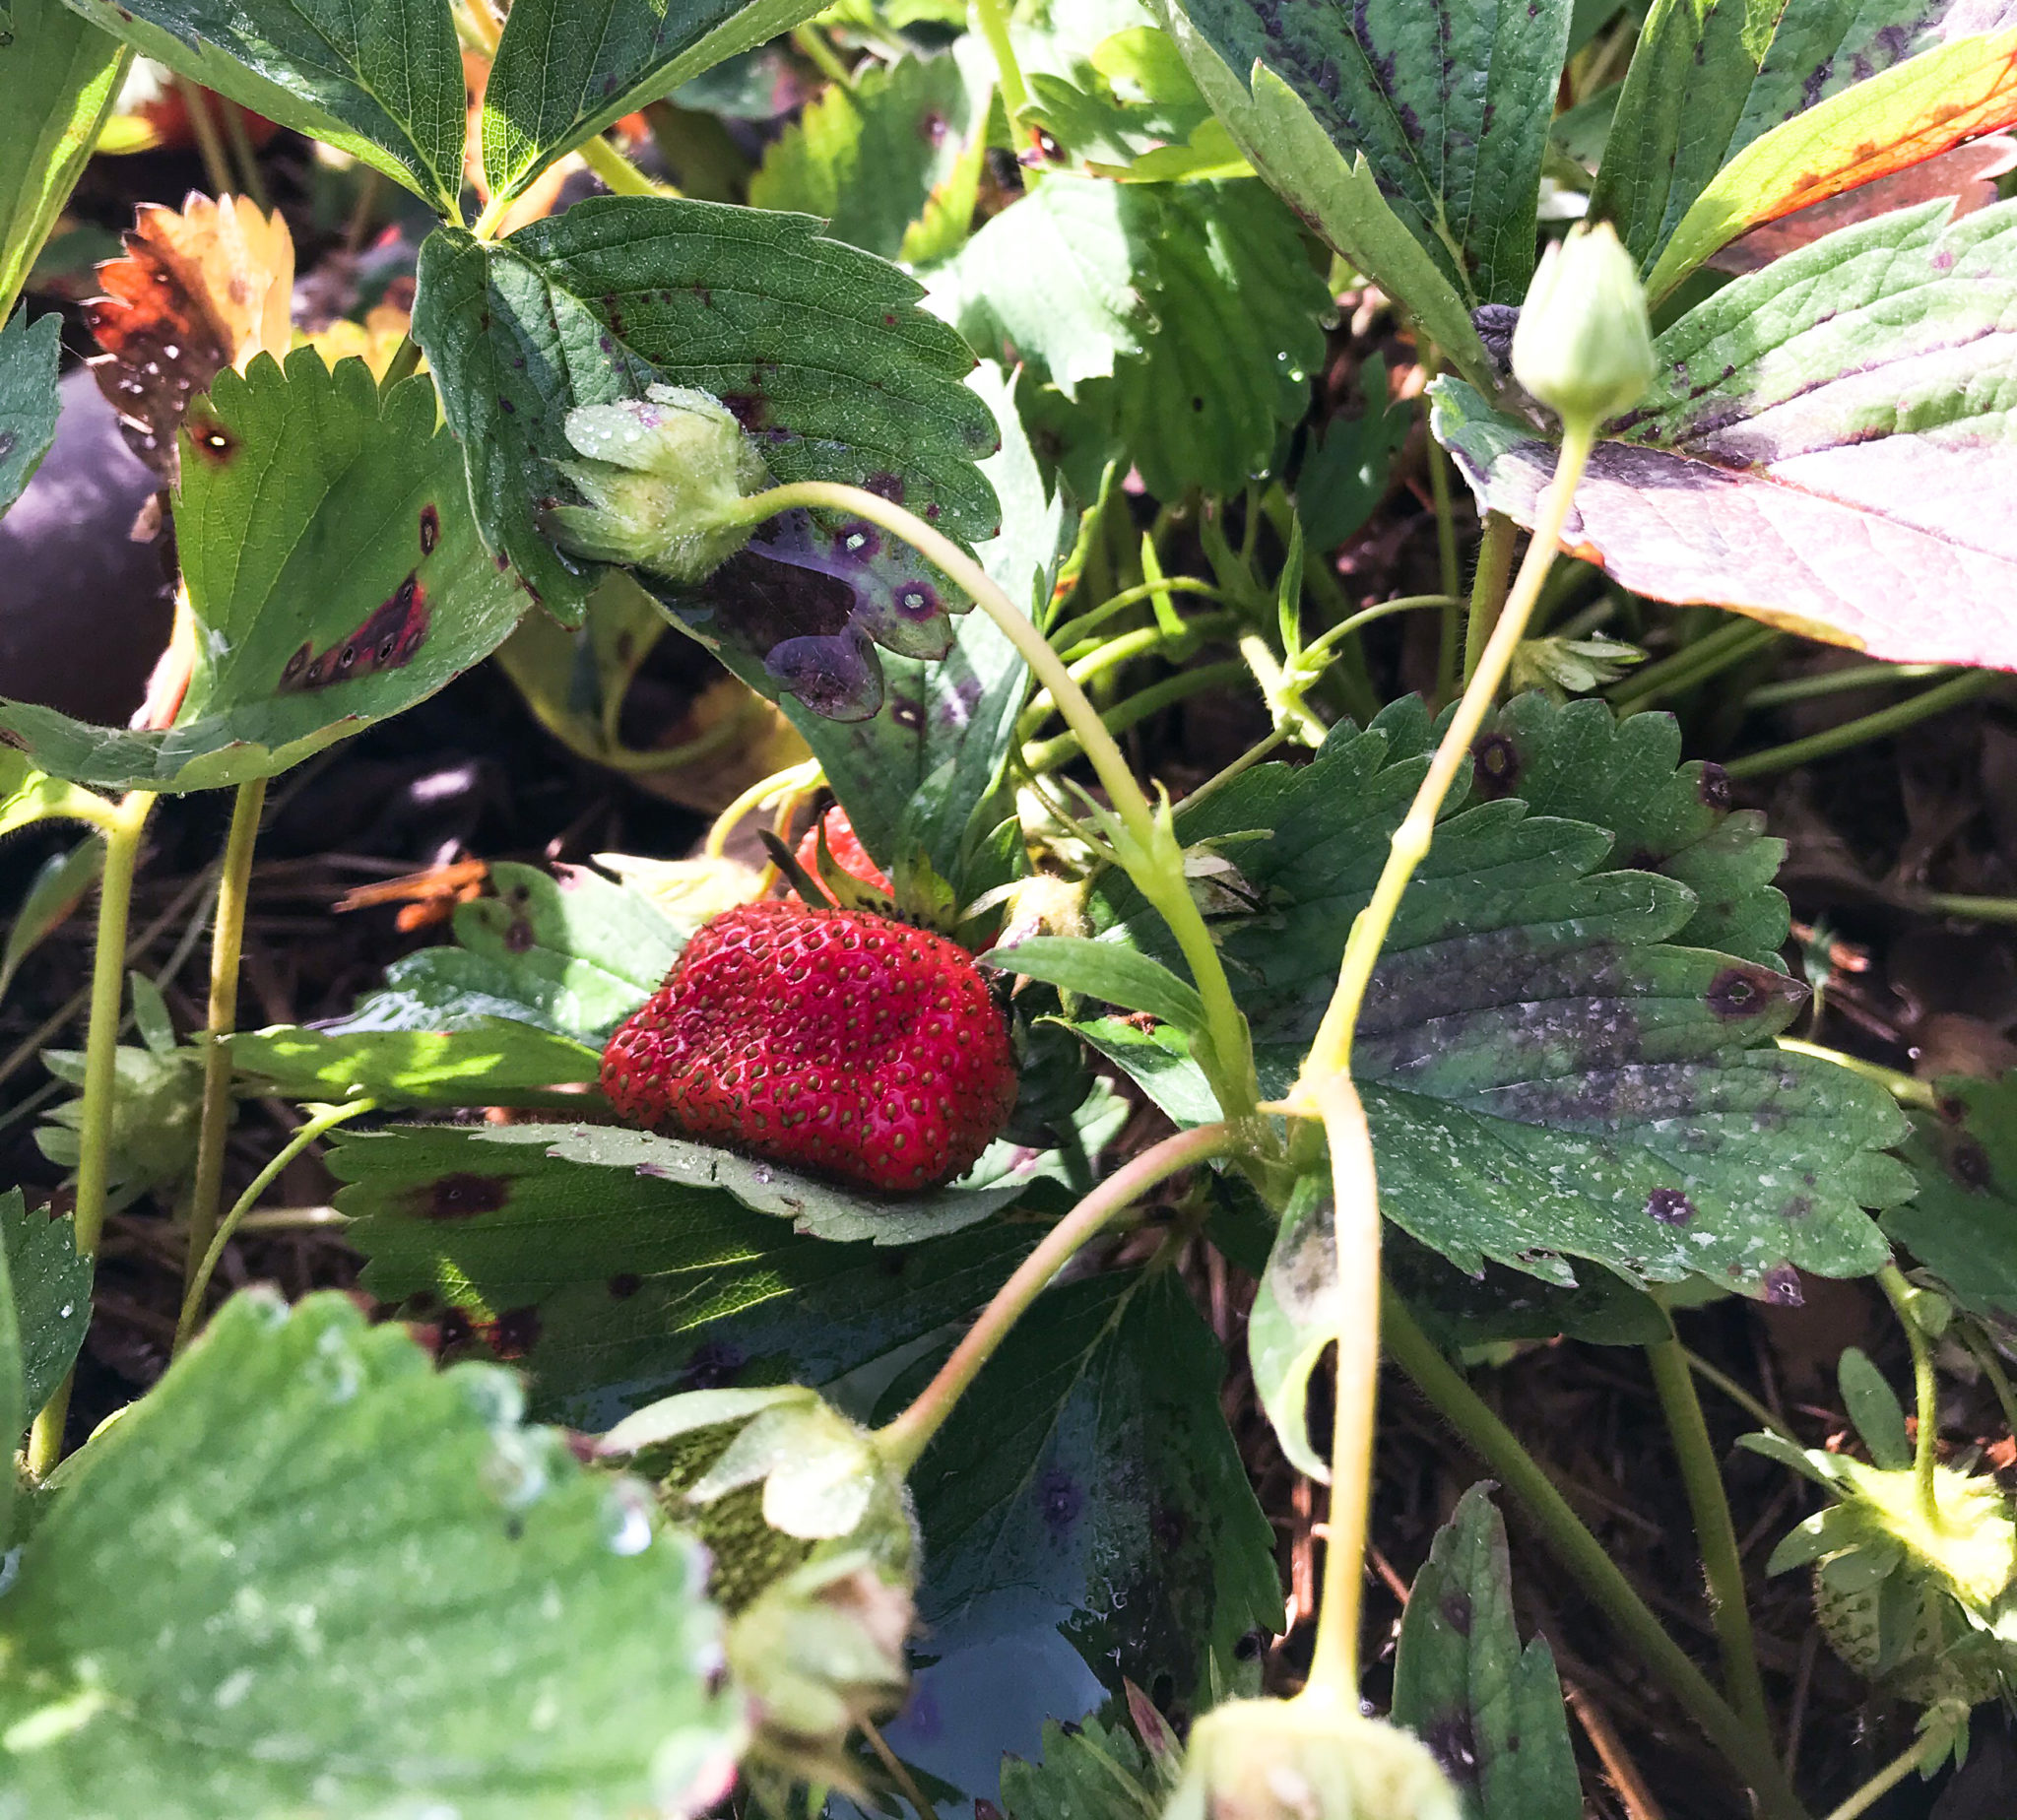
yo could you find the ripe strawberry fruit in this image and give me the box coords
[602,900,1016,1193]
[788,805,890,904]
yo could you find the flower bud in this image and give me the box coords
[1509,224,1656,429]
[546,383,770,583]
[1165,1697,1462,1820]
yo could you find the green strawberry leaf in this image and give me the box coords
[228,1022,603,1109]
[1473,694,1789,967]
[0,0,124,317]
[1149,5,1491,389]
[58,0,466,215]
[999,1710,1181,1820]
[1246,1175,1337,1481]
[0,1290,744,1816]
[0,306,58,517]
[0,1210,18,1546]
[885,1269,1279,1784]
[726,363,1065,893]
[411,199,999,681]
[0,352,529,792]
[1887,1073,2017,1325]
[998,936,1209,1037]
[1391,1483,1582,1820]
[481,0,827,209]
[1385,1226,1670,1348]
[936,173,1331,499]
[1089,695,1911,1297]
[1,1188,90,1422]
[1591,0,2017,286]
[335,1120,1046,1427]
[1434,199,2017,670]
[1158,0,1570,306]
[748,47,991,261]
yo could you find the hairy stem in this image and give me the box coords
[184,776,266,1311]
[876,1122,1238,1472]
[1463,511,1518,686]
[1877,1264,1946,1531]
[25,790,156,1476]
[971,0,1033,137]
[1294,422,1595,1096]
[1727,670,1997,780]
[1301,1073,1383,1699]
[1646,1335,1772,1741]
[1382,1288,1811,1820]
[577,131,675,197]
[1819,1722,1951,1820]
[724,479,1260,1125]
[174,1100,377,1354]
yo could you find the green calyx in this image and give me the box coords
[545,383,771,583]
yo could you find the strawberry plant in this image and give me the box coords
[5,0,2017,1812]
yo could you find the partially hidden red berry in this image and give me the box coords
[789,806,891,904]
[601,901,1017,1194]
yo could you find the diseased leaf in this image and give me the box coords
[1391,1484,1582,1820]
[481,0,825,208]
[1434,200,2017,669]
[412,199,998,680]
[1646,29,2017,298]
[0,1291,744,1816]
[888,1268,1280,1771]
[0,0,125,317]
[1472,693,1789,966]
[1247,1175,1338,1480]
[1088,696,1910,1296]
[936,173,1331,498]
[1150,9,1491,387]
[0,352,528,792]
[749,48,988,261]
[336,862,689,1045]
[1589,0,2017,287]
[229,1022,603,1108]
[335,1121,1044,1428]
[1159,0,1570,305]
[1,1188,89,1434]
[59,0,467,214]
[0,305,58,517]
[1888,1073,2017,1325]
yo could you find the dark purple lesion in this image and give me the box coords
[277,574,430,693]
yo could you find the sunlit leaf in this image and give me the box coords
[0,351,529,791]
[0,0,125,316]
[229,1022,603,1108]
[1435,201,2017,669]
[0,1290,746,1816]
[0,304,57,516]
[59,0,467,214]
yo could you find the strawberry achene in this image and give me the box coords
[602,901,1016,1194]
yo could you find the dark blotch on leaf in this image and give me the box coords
[420,502,439,555]
[719,392,769,430]
[1038,1464,1083,1537]
[1697,761,1732,811]
[1471,732,1521,800]
[1951,1138,1994,1190]
[423,1173,511,1219]
[1781,1195,1812,1219]
[1647,1187,1695,1225]
[1440,1589,1473,1635]
[487,1304,542,1360]
[189,420,237,466]
[1706,965,1795,1020]
[1763,1264,1804,1307]
[1422,1712,1481,1788]
[680,1339,746,1391]
[609,1272,643,1299]
[503,917,536,954]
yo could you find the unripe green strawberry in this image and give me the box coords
[601,900,1017,1193]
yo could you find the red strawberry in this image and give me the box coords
[602,901,1016,1194]
[789,805,890,904]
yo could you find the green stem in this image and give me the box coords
[1048,577,1228,653]
[1019,613,1239,737]
[1819,1722,1951,1820]
[1425,422,1464,707]
[1726,670,1997,780]
[875,1121,1238,1471]
[1293,422,1595,1097]
[1960,1325,2017,1444]
[174,76,234,200]
[1774,1037,1937,1111]
[1609,618,1778,714]
[174,1100,377,1354]
[24,791,156,1477]
[1904,891,2017,926]
[1297,594,1457,672]
[1743,663,1952,710]
[1877,1265,1946,1532]
[971,0,1033,137]
[1022,663,1249,772]
[1382,1287,1812,1820]
[217,93,271,210]
[1463,511,1518,686]
[577,130,675,197]
[1683,1345,1798,1446]
[722,479,1260,1126]
[184,777,266,1312]
[1301,1074,1384,1698]
[790,22,856,91]
[1646,1336,1772,1741]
